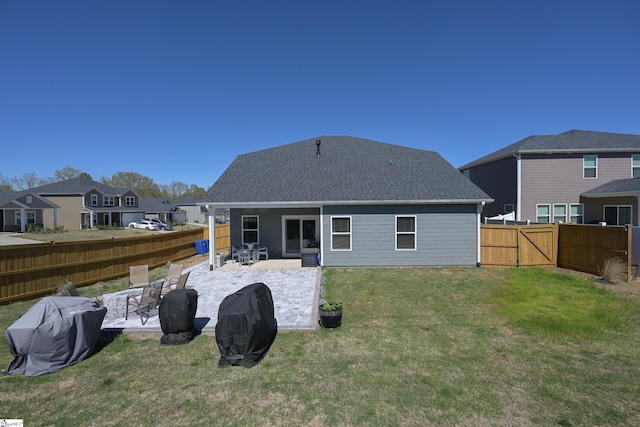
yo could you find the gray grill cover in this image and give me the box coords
[3,296,107,377]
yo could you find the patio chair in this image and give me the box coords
[160,263,184,297]
[256,246,269,261]
[174,271,190,290]
[62,281,79,296]
[128,265,150,288]
[126,281,163,324]
[231,246,240,262]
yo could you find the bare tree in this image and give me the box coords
[10,172,45,190]
[165,181,189,199]
[0,172,12,191]
[54,165,91,181]
[101,171,162,198]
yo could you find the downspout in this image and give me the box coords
[319,205,324,267]
[477,201,484,267]
[515,153,522,221]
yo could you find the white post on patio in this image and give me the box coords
[207,206,216,270]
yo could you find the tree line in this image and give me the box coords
[0,165,206,199]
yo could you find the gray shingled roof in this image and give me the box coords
[139,197,177,213]
[460,130,640,170]
[202,136,492,205]
[582,177,640,197]
[29,177,132,196]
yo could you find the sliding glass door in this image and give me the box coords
[282,216,319,256]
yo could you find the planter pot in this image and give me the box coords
[318,305,343,329]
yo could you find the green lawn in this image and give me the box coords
[1,267,639,426]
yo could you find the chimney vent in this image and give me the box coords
[316,140,321,157]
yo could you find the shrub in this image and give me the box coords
[599,257,627,284]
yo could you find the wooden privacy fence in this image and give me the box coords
[481,223,632,281]
[557,223,631,280]
[481,223,557,267]
[0,224,230,304]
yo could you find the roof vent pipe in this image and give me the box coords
[316,139,321,157]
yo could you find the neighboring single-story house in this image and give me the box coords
[200,136,493,267]
[140,197,184,224]
[580,177,640,225]
[0,191,59,232]
[173,196,207,224]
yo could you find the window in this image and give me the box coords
[553,204,567,223]
[331,216,351,250]
[242,215,259,243]
[536,204,550,223]
[583,155,597,179]
[104,196,114,206]
[462,169,470,179]
[125,196,135,207]
[26,195,33,204]
[604,206,632,225]
[570,204,583,224]
[633,155,640,178]
[504,204,515,213]
[16,211,36,226]
[91,194,98,206]
[396,216,416,250]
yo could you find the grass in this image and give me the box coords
[1,266,639,426]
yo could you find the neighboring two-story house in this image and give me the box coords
[459,130,640,225]
[29,177,145,229]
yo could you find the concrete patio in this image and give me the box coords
[100,258,322,335]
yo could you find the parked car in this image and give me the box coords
[149,218,173,231]
[128,219,160,231]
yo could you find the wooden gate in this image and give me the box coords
[481,224,557,267]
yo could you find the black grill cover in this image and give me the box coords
[159,289,198,345]
[215,282,277,368]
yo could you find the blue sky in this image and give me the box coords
[1,1,639,190]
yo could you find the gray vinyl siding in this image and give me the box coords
[465,157,516,218]
[521,153,637,222]
[322,204,478,267]
[230,208,320,258]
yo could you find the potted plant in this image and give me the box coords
[318,302,343,329]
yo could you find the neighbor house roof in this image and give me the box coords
[139,197,177,213]
[201,136,492,207]
[460,130,640,170]
[29,177,134,196]
[581,177,640,198]
[0,190,59,209]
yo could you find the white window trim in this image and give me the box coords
[570,203,583,224]
[552,203,567,223]
[104,196,115,207]
[241,215,259,244]
[91,194,98,206]
[536,204,551,223]
[632,154,640,178]
[395,215,417,251]
[125,196,135,207]
[330,216,352,251]
[583,155,597,179]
